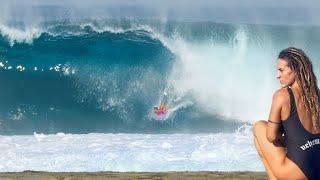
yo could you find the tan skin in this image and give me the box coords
[252,58,317,180]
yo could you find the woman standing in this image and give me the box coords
[253,47,320,180]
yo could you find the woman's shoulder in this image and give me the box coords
[271,87,290,105]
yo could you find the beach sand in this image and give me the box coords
[0,171,267,180]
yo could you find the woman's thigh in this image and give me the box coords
[253,120,306,179]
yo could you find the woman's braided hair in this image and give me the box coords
[279,47,320,129]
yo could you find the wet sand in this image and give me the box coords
[0,171,267,180]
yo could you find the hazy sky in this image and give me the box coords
[5,0,320,7]
[0,0,319,25]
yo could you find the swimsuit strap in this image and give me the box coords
[287,86,297,115]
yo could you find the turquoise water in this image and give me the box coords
[0,19,319,134]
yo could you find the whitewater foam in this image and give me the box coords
[0,125,263,172]
[0,24,42,46]
[150,25,277,122]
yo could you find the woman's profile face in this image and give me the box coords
[277,58,296,88]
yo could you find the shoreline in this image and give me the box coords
[0,171,267,179]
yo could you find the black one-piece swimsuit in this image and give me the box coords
[282,87,320,180]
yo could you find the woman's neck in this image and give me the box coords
[290,82,302,94]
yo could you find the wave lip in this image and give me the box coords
[0,24,42,46]
[0,20,162,46]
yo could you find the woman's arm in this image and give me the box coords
[266,89,285,143]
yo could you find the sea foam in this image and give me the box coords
[0,125,263,172]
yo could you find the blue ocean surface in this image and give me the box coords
[1,19,320,134]
[0,2,320,172]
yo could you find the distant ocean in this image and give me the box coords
[0,13,319,172]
